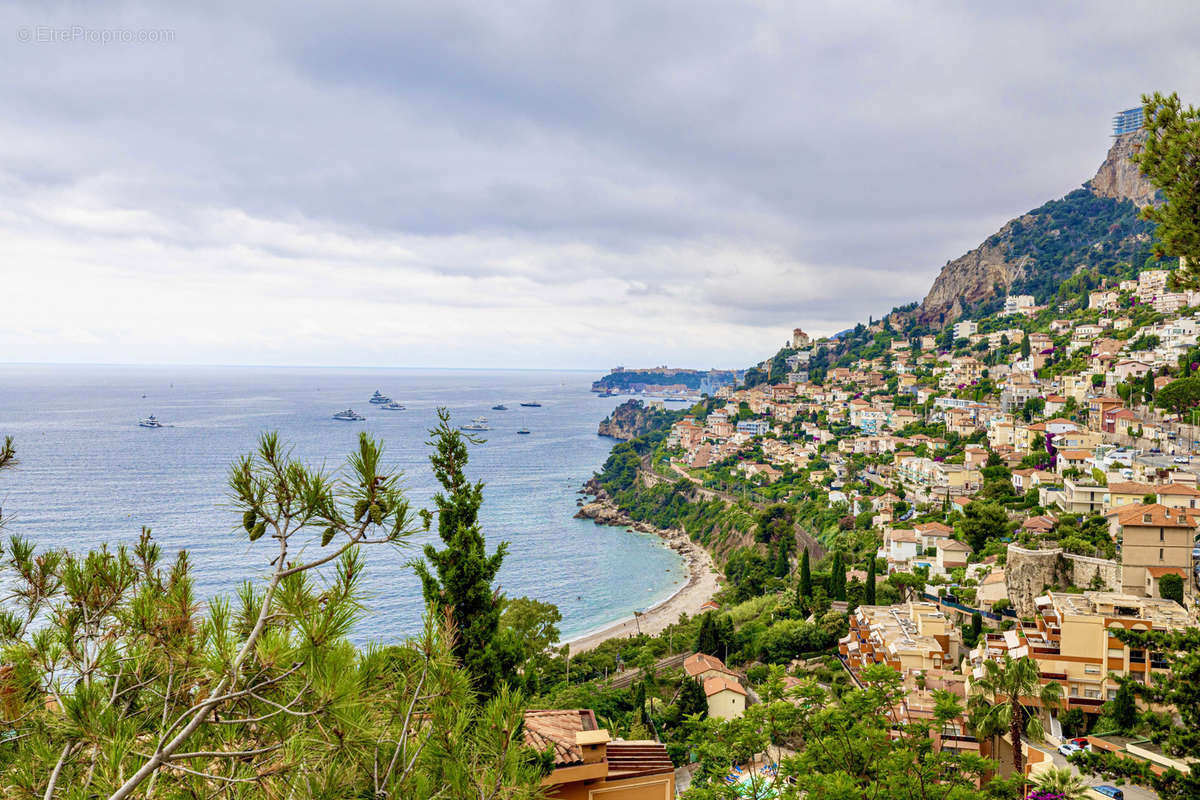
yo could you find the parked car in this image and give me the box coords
[1069,737,1091,750]
[1058,741,1083,757]
[1089,786,1124,800]
[1174,456,1190,464]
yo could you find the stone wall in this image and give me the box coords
[1004,544,1122,616]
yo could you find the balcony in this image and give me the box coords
[1040,671,1067,681]
[1068,696,1105,708]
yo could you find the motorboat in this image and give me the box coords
[460,422,490,431]
[381,401,406,410]
[138,415,163,428]
[519,401,542,407]
[492,404,508,410]
[333,409,366,421]
[369,390,392,405]
[517,428,531,435]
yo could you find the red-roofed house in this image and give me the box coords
[1109,503,1198,599]
[703,676,748,720]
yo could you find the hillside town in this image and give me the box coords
[595,259,1200,794]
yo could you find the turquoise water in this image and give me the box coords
[0,365,687,643]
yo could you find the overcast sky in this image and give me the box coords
[2,2,1198,370]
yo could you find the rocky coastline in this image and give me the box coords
[567,483,720,655]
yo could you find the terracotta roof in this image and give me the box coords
[523,709,599,766]
[703,676,747,697]
[982,570,1006,585]
[1044,418,1080,426]
[1157,484,1200,496]
[1108,481,1156,495]
[683,652,728,678]
[1147,566,1188,578]
[1057,449,1092,460]
[888,529,919,543]
[1113,503,1200,528]
[915,521,953,535]
[940,539,972,552]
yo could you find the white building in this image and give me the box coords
[1003,295,1036,316]
[953,320,978,340]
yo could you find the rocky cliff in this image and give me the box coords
[916,218,1035,327]
[597,399,667,440]
[1088,130,1158,208]
[915,131,1158,326]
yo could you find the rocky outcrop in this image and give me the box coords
[1004,544,1121,617]
[598,399,664,440]
[1087,130,1158,208]
[914,130,1157,326]
[916,217,1035,326]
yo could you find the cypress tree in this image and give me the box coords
[695,612,717,656]
[865,556,877,605]
[829,551,846,601]
[413,409,514,696]
[634,682,647,725]
[799,548,812,598]
[1021,332,1031,359]
[772,539,789,578]
[679,677,708,719]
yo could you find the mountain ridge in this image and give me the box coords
[913,130,1159,326]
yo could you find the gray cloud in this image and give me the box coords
[1,1,1198,368]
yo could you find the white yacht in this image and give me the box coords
[460,417,490,431]
[369,390,392,405]
[381,401,406,411]
[138,415,163,428]
[333,409,366,421]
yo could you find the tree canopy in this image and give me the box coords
[1134,92,1200,271]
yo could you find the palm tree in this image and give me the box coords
[1030,767,1090,799]
[967,654,1062,776]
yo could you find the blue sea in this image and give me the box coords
[0,365,686,643]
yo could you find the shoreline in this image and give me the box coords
[565,494,720,656]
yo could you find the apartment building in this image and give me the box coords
[839,602,963,678]
[1109,503,1197,599]
[953,320,978,340]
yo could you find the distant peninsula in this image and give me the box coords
[590,365,742,394]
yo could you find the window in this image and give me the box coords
[1161,529,1165,541]
[1160,548,1164,561]
[1085,664,1101,675]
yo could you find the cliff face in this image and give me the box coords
[597,399,664,440]
[915,131,1157,326]
[1088,130,1158,208]
[916,217,1035,327]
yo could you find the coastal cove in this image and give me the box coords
[0,364,689,643]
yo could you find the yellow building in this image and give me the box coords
[524,709,675,799]
[965,592,1189,715]
[703,676,747,720]
[1110,503,1197,598]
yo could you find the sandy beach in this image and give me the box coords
[567,500,720,655]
